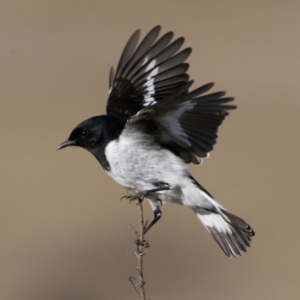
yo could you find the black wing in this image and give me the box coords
[106,26,191,121]
[128,82,236,164]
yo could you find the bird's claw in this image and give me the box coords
[156,198,163,206]
[120,191,164,205]
[120,192,146,202]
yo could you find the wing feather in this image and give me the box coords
[106,27,236,164]
[115,29,140,79]
[106,27,191,120]
[128,83,236,164]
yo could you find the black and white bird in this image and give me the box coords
[57,26,254,258]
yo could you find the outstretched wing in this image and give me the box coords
[106,26,191,121]
[128,82,236,164]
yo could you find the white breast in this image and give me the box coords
[105,126,187,191]
[105,126,214,209]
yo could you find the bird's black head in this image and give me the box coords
[57,115,124,170]
[57,116,105,151]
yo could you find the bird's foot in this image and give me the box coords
[120,191,146,203]
[121,186,169,204]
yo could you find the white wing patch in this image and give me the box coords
[143,60,158,106]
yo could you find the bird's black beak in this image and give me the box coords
[56,139,76,150]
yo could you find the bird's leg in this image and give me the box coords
[143,204,162,235]
[120,184,171,203]
[135,202,162,247]
[140,186,169,234]
[123,184,171,244]
[141,184,171,234]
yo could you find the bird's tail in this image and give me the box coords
[193,204,255,258]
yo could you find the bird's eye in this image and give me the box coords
[80,130,88,138]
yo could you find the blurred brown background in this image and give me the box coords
[1,0,299,299]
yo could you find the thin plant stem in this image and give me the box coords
[136,199,146,299]
[128,196,150,299]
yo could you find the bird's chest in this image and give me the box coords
[104,131,185,191]
[105,135,158,190]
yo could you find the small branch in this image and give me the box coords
[129,223,139,236]
[129,276,141,297]
[128,195,150,299]
[136,199,147,299]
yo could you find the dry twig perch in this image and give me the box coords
[128,196,150,299]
